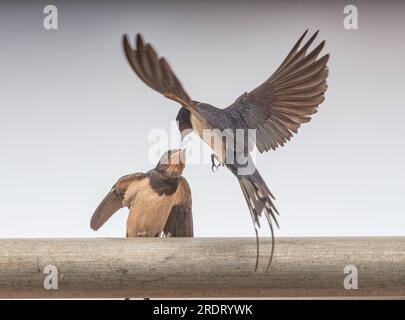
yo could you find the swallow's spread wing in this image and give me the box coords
[164,177,193,237]
[123,34,195,110]
[90,189,122,231]
[90,172,146,231]
[224,30,329,152]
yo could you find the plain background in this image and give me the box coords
[0,0,404,238]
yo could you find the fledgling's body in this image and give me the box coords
[90,149,193,238]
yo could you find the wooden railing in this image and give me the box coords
[0,237,404,298]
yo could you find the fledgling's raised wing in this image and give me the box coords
[90,173,146,231]
[225,30,329,152]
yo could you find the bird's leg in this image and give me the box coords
[135,231,148,237]
[211,154,224,172]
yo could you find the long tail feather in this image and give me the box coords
[239,180,261,272]
[238,170,278,274]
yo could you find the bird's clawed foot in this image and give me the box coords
[135,231,148,237]
[211,154,224,172]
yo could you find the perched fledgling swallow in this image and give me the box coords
[123,30,329,273]
[90,149,193,238]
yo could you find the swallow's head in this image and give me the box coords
[156,148,186,176]
[176,107,193,141]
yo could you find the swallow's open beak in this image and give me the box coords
[169,148,186,165]
[177,148,187,164]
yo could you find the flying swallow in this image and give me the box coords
[122,30,329,272]
[90,149,193,238]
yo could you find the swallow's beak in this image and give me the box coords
[169,148,186,165]
[166,148,186,176]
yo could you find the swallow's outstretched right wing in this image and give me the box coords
[163,177,193,237]
[123,34,195,111]
[90,173,146,231]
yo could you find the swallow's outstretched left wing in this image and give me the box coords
[164,177,193,237]
[123,34,195,111]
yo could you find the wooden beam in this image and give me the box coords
[0,237,404,298]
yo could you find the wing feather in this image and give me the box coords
[225,30,329,152]
[123,34,195,110]
[90,172,146,231]
[163,178,193,237]
[90,190,123,231]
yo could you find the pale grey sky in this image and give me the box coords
[0,0,404,238]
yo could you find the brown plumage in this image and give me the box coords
[90,149,193,238]
[122,30,329,273]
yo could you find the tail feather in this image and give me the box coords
[239,181,261,272]
[238,170,279,274]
